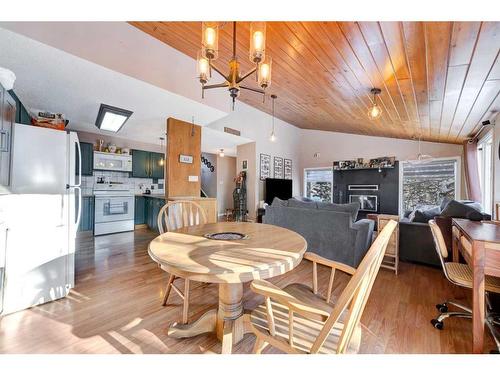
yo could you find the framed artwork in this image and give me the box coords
[260,153,271,180]
[242,159,248,171]
[284,158,292,179]
[274,157,284,179]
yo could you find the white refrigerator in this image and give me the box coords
[1,123,81,315]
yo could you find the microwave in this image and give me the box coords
[93,151,132,172]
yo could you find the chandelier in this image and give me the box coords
[196,21,272,109]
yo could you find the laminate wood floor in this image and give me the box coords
[0,228,495,354]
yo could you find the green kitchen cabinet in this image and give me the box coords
[143,197,166,232]
[76,196,94,232]
[75,142,94,176]
[134,196,146,225]
[132,150,164,179]
[150,152,165,179]
[132,149,150,178]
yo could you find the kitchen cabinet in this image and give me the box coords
[75,142,94,176]
[143,196,166,232]
[132,149,164,179]
[76,196,94,232]
[134,196,146,225]
[150,152,165,179]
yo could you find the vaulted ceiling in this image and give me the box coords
[130,22,500,144]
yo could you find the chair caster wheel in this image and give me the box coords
[436,303,448,313]
[431,319,444,330]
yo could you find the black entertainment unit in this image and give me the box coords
[264,178,292,205]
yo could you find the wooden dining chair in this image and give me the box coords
[157,200,207,324]
[248,220,397,354]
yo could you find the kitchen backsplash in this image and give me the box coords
[81,171,165,196]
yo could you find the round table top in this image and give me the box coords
[148,222,307,283]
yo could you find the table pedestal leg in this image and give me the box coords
[167,282,252,354]
[472,241,485,354]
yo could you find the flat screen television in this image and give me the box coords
[265,178,292,204]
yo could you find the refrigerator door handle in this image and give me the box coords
[74,186,82,231]
[74,137,82,187]
[0,129,9,152]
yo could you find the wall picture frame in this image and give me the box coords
[260,153,271,180]
[284,158,292,179]
[274,157,284,179]
[242,159,248,171]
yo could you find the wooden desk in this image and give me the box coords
[452,219,500,353]
[148,222,307,354]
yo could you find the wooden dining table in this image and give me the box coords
[452,218,500,353]
[148,221,307,354]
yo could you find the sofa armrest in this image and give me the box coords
[351,219,375,266]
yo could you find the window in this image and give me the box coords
[304,167,333,202]
[399,158,460,215]
[477,131,493,215]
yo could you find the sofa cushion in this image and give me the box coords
[441,199,483,221]
[293,196,315,202]
[316,202,360,223]
[287,198,316,209]
[412,205,441,223]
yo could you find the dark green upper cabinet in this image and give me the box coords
[150,152,164,179]
[75,142,94,176]
[132,149,164,179]
[132,149,151,178]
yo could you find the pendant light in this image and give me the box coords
[219,149,225,157]
[368,88,382,120]
[406,133,434,164]
[270,94,277,142]
[159,136,165,166]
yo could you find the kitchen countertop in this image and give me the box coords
[136,194,166,199]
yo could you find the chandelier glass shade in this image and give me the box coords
[197,21,273,109]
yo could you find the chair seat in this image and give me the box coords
[250,283,361,354]
[445,262,500,293]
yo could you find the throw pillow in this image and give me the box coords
[441,199,483,221]
[271,197,288,207]
[293,196,314,202]
[440,196,452,211]
[412,205,441,223]
[316,201,360,223]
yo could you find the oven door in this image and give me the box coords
[94,196,134,223]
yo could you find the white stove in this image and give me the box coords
[93,182,135,236]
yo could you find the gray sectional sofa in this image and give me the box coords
[263,198,374,267]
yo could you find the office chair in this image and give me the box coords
[429,220,500,353]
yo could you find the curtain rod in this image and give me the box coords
[468,120,494,143]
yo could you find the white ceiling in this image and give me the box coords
[0,24,251,156]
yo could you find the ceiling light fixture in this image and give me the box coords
[407,133,434,164]
[197,21,272,110]
[95,104,133,133]
[159,137,165,166]
[368,88,382,120]
[219,149,225,157]
[270,94,277,142]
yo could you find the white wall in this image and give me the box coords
[216,155,236,216]
[236,142,257,219]
[299,129,464,197]
[201,152,217,198]
[208,102,302,218]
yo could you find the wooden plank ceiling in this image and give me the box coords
[130,22,500,144]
